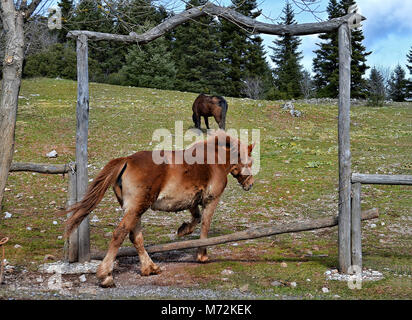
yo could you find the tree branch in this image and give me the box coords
[67,2,366,43]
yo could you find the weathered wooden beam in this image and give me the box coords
[351,182,362,269]
[337,22,352,274]
[10,162,71,174]
[64,169,78,263]
[91,208,379,261]
[67,4,365,43]
[75,34,90,263]
[352,173,412,185]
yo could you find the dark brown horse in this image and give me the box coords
[192,94,228,130]
[63,131,254,287]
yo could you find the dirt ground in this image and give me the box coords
[0,247,271,300]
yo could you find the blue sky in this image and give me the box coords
[255,0,412,77]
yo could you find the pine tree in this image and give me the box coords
[407,47,412,98]
[388,64,408,102]
[119,35,176,90]
[269,2,303,99]
[312,0,340,97]
[171,0,227,95]
[367,66,385,106]
[406,47,412,75]
[57,0,74,43]
[220,0,272,97]
[313,0,371,98]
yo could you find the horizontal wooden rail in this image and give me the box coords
[91,208,379,260]
[352,173,412,185]
[67,4,364,43]
[10,162,74,174]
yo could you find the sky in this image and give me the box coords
[255,0,412,77]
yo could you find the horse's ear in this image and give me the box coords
[248,142,255,155]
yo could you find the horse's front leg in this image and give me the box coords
[204,116,210,130]
[129,217,162,276]
[197,197,220,263]
[177,205,201,237]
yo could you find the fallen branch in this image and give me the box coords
[10,162,73,174]
[91,208,378,260]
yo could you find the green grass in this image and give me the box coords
[1,77,411,298]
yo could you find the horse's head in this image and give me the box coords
[229,141,255,191]
[211,131,255,191]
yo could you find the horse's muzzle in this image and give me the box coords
[242,182,253,191]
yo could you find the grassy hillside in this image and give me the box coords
[1,78,411,299]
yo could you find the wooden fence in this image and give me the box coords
[350,173,412,270]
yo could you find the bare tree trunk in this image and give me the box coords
[0,1,25,208]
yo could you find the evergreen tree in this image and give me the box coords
[313,0,371,98]
[406,47,412,75]
[57,0,74,43]
[70,0,165,82]
[118,35,176,89]
[171,0,227,95]
[407,47,412,98]
[269,2,303,99]
[220,0,272,97]
[388,64,408,102]
[367,66,385,106]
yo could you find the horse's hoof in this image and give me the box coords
[141,263,162,277]
[141,263,162,276]
[99,276,115,288]
[196,253,209,263]
[177,222,190,237]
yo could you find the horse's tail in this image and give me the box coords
[218,97,228,130]
[63,157,128,238]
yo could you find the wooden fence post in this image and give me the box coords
[351,182,362,270]
[64,166,78,262]
[338,22,352,274]
[76,34,90,263]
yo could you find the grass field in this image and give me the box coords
[1,77,411,299]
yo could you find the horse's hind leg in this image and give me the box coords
[177,206,201,237]
[193,113,201,129]
[96,207,140,287]
[129,217,161,276]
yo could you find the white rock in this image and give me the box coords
[322,287,329,293]
[221,269,234,276]
[46,150,58,158]
[290,282,297,288]
[370,223,377,228]
[47,274,62,290]
[79,274,87,282]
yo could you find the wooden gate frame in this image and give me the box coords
[66,3,367,273]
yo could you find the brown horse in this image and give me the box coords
[63,131,254,287]
[192,94,228,130]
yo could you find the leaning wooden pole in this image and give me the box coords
[64,166,78,262]
[337,22,352,274]
[91,209,378,261]
[75,34,90,263]
[351,182,362,270]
